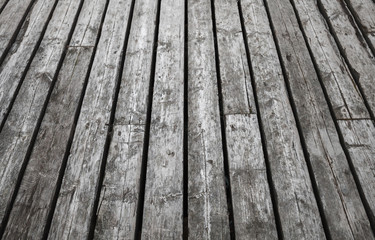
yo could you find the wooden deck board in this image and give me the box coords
[0,0,375,238]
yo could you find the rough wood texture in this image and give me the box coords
[266,0,374,238]
[94,0,158,238]
[0,0,57,125]
[187,0,230,238]
[0,0,82,225]
[0,0,34,60]
[239,0,326,238]
[47,0,132,238]
[140,0,184,238]
[289,0,369,120]
[339,120,375,222]
[1,0,107,238]
[318,0,375,115]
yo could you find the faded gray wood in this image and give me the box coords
[318,0,375,115]
[0,0,56,124]
[0,0,82,225]
[213,0,278,238]
[240,0,326,238]
[94,0,158,238]
[265,0,374,238]
[339,120,375,222]
[0,0,34,60]
[140,0,184,238]
[287,0,369,120]
[47,0,132,238]
[1,0,107,238]
[187,0,230,238]
[0,0,8,11]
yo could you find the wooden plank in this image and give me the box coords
[318,0,375,115]
[339,119,375,222]
[225,115,277,239]
[0,0,83,226]
[47,0,133,238]
[287,0,369,120]
[0,0,35,61]
[0,0,8,12]
[0,0,57,124]
[187,0,230,238]
[239,0,326,238]
[1,0,107,238]
[265,0,374,238]
[93,0,158,238]
[140,0,184,238]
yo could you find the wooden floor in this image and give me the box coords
[0,0,375,239]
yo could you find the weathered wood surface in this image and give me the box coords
[0,0,57,125]
[288,0,369,120]
[187,0,230,238]
[0,0,83,227]
[1,0,108,238]
[266,0,374,238]
[339,120,375,223]
[140,0,184,238]
[47,0,132,238]
[94,0,158,238]
[0,0,35,61]
[318,0,375,115]
[241,0,325,238]
[0,0,8,12]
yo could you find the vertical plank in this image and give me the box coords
[0,0,35,60]
[1,0,108,238]
[47,0,133,238]
[187,0,230,238]
[0,0,83,226]
[140,0,184,238]
[94,0,158,238]
[239,0,326,238]
[318,0,375,115]
[264,0,374,237]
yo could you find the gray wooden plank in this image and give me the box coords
[93,0,158,238]
[339,119,375,224]
[1,0,107,238]
[47,0,133,238]
[187,0,230,238]
[239,0,326,238]
[265,0,374,238]
[0,0,8,12]
[225,115,277,239]
[0,0,35,61]
[318,0,375,115]
[140,0,184,238]
[0,0,56,124]
[287,0,369,120]
[0,0,83,226]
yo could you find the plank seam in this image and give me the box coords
[315,0,375,123]
[0,0,10,19]
[261,0,332,238]
[236,1,284,239]
[133,0,162,238]
[210,0,236,238]
[290,0,375,235]
[0,0,86,237]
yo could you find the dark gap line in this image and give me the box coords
[236,1,283,239]
[183,0,189,238]
[0,0,38,66]
[42,0,111,238]
[0,0,10,16]
[0,0,60,133]
[0,0,86,237]
[209,0,236,238]
[133,0,161,238]
[86,0,137,239]
[261,0,332,239]
[315,0,375,123]
[292,0,375,234]
[341,0,375,59]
